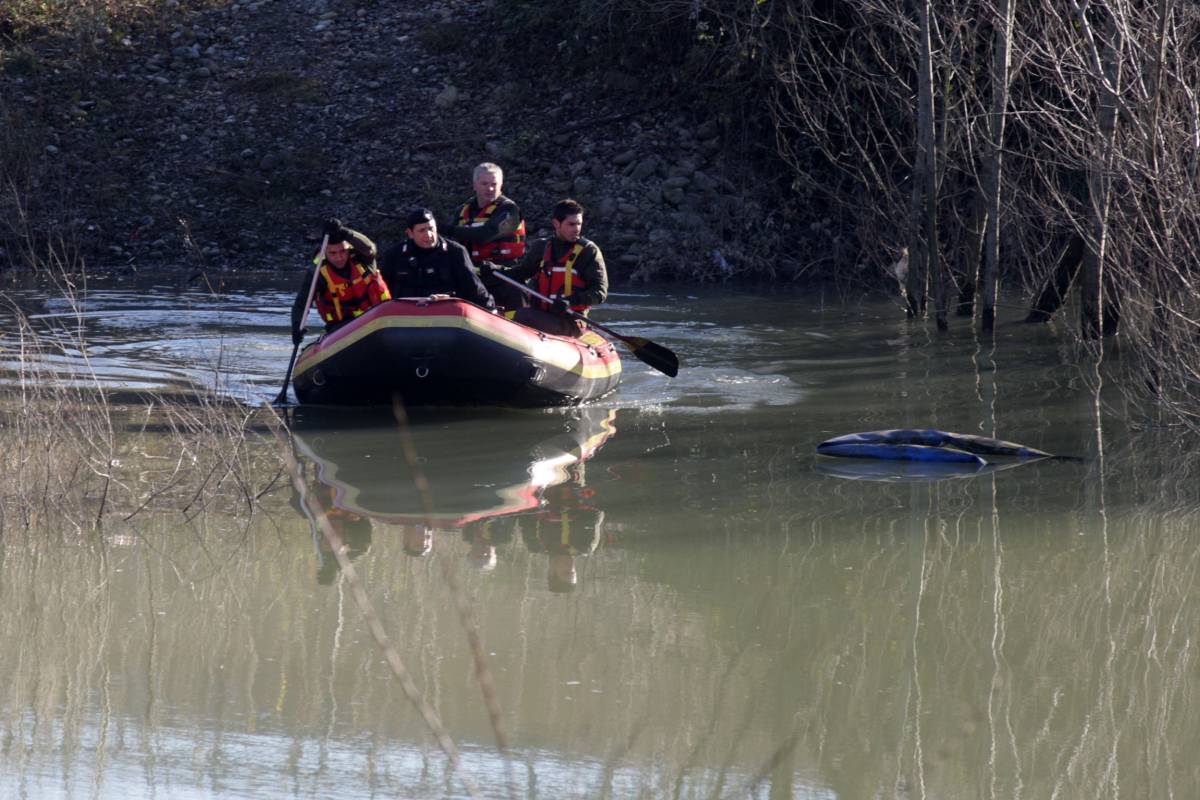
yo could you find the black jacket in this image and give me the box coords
[380,237,496,311]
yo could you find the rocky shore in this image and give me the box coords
[3,0,806,281]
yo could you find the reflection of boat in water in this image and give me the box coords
[288,405,617,527]
[291,298,622,407]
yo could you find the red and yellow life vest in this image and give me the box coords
[314,260,391,324]
[536,240,590,313]
[457,200,526,264]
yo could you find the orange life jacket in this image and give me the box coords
[457,199,526,264]
[314,259,391,324]
[535,239,589,313]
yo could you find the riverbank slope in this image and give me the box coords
[1,0,823,284]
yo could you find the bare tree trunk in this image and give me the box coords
[1146,0,1175,391]
[905,186,927,318]
[1025,233,1084,322]
[917,0,944,330]
[1075,3,1123,338]
[980,0,1015,333]
[905,0,940,324]
[957,188,987,317]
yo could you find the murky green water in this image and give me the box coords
[1,278,1198,798]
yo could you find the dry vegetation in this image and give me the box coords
[0,258,283,532]
[0,0,286,534]
[493,0,1200,426]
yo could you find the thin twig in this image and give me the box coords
[389,397,514,759]
[263,402,482,800]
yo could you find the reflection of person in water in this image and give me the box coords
[315,509,374,585]
[290,476,374,585]
[522,479,604,593]
[400,524,434,557]
[462,515,517,572]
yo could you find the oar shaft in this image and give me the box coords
[275,235,329,405]
[488,270,679,377]
[299,235,330,326]
[490,270,557,308]
[490,270,604,331]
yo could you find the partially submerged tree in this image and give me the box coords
[757,0,1199,423]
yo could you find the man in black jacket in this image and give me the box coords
[380,208,496,311]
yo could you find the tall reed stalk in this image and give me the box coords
[0,253,279,531]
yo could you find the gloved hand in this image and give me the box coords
[478,260,496,279]
[323,217,345,240]
[292,326,307,345]
[550,295,570,315]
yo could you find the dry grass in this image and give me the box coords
[0,249,282,531]
[0,0,219,43]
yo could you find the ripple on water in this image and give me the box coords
[597,363,805,413]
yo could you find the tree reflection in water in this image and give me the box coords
[2,406,1199,798]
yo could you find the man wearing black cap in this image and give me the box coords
[380,208,496,311]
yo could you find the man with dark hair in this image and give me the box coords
[291,217,391,343]
[380,208,496,311]
[482,198,608,337]
[443,163,528,309]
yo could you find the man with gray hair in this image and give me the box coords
[442,162,527,308]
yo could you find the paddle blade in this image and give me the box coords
[274,340,301,406]
[622,336,679,377]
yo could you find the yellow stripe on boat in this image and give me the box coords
[296,308,620,381]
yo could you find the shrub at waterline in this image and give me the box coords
[0,297,285,530]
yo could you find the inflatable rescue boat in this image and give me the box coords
[292,297,622,406]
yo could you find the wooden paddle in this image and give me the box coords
[273,235,329,405]
[490,271,679,378]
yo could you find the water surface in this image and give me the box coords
[1,278,1197,799]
